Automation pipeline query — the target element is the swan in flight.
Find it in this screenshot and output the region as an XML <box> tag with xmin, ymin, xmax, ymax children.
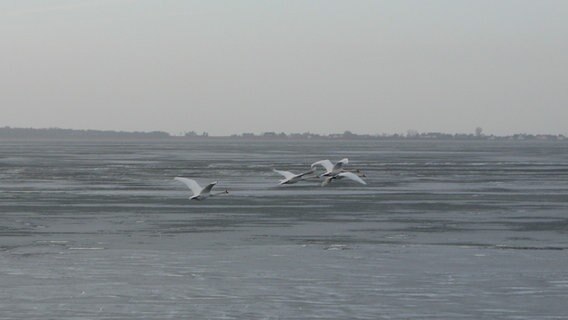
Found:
<box><xmin>311</xmin><ymin>158</ymin><xmax>349</xmax><ymax>177</ymax></box>
<box><xmin>273</xmin><ymin>169</ymin><xmax>316</xmax><ymax>185</ymax></box>
<box><xmin>321</xmin><ymin>170</ymin><xmax>367</xmax><ymax>186</ymax></box>
<box><xmin>312</xmin><ymin>158</ymin><xmax>367</xmax><ymax>186</ymax></box>
<box><xmin>174</xmin><ymin>177</ymin><xmax>228</xmax><ymax>200</ymax></box>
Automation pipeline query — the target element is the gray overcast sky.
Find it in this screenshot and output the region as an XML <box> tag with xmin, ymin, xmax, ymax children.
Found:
<box><xmin>1</xmin><ymin>0</ymin><xmax>567</xmax><ymax>136</ymax></box>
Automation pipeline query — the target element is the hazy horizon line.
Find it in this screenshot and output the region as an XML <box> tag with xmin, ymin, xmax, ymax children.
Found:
<box><xmin>1</xmin><ymin>125</ymin><xmax>566</xmax><ymax>138</ymax></box>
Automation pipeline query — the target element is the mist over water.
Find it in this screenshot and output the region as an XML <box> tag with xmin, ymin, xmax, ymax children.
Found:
<box><xmin>1</xmin><ymin>139</ymin><xmax>567</xmax><ymax>319</ymax></box>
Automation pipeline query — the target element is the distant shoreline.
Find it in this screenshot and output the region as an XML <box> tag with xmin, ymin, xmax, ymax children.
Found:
<box><xmin>0</xmin><ymin>126</ymin><xmax>566</xmax><ymax>142</ymax></box>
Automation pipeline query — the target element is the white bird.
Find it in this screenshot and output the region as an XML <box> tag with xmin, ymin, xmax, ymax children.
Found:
<box><xmin>273</xmin><ymin>169</ymin><xmax>316</xmax><ymax>185</ymax></box>
<box><xmin>174</xmin><ymin>177</ymin><xmax>228</xmax><ymax>200</ymax></box>
<box><xmin>311</xmin><ymin>158</ymin><xmax>349</xmax><ymax>177</ymax></box>
<box><xmin>312</xmin><ymin>158</ymin><xmax>367</xmax><ymax>186</ymax></box>
<box><xmin>321</xmin><ymin>170</ymin><xmax>367</xmax><ymax>187</ymax></box>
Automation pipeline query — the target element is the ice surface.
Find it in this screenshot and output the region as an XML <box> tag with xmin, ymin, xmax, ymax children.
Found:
<box><xmin>1</xmin><ymin>139</ymin><xmax>567</xmax><ymax>319</ymax></box>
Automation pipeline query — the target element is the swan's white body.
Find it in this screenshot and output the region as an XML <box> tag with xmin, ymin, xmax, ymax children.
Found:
<box><xmin>311</xmin><ymin>158</ymin><xmax>349</xmax><ymax>177</ymax></box>
<box><xmin>174</xmin><ymin>177</ymin><xmax>228</xmax><ymax>200</ymax></box>
<box><xmin>273</xmin><ymin>169</ymin><xmax>315</xmax><ymax>185</ymax></box>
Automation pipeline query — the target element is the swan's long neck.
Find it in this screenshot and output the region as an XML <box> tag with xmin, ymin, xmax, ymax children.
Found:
<box><xmin>340</xmin><ymin>169</ymin><xmax>366</xmax><ymax>177</ymax></box>
<box><xmin>211</xmin><ymin>190</ymin><xmax>229</xmax><ymax>196</ymax></box>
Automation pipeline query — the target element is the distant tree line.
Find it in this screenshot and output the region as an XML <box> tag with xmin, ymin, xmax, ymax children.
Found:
<box><xmin>0</xmin><ymin>127</ymin><xmax>170</xmax><ymax>139</ymax></box>
<box><xmin>225</xmin><ymin>130</ymin><xmax>566</xmax><ymax>141</ymax></box>
<box><xmin>1</xmin><ymin>126</ymin><xmax>566</xmax><ymax>141</ymax></box>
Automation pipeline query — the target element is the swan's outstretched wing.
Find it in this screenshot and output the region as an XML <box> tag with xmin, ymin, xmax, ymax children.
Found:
<box><xmin>332</xmin><ymin>158</ymin><xmax>349</xmax><ymax>172</ymax></box>
<box><xmin>200</xmin><ymin>181</ymin><xmax>218</xmax><ymax>195</ymax></box>
<box><xmin>296</xmin><ymin>169</ymin><xmax>316</xmax><ymax>178</ymax></box>
<box><xmin>174</xmin><ymin>177</ymin><xmax>202</xmax><ymax>194</ymax></box>
<box><xmin>338</xmin><ymin>172</ymin><xmax>367</xmax><ymax>185</ymax></box>
<box><xmin>311</xmin><ymin>160</ymin><xmax>333</xmax><ymax>172</ymax></box>
<box><xmin>273</xmin><ymin>169</ymin><xmax>296</xmax><ymax>180</ymax></box>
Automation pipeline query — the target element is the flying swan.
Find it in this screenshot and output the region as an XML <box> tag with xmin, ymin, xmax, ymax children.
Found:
<box><xmin>311</xmin><ymin>158</ymin><xmax>367</xmax><ymax>186</ymax></box>
<box><xmin>321</xmin><ymin>171</ymin><xmax>367</xmax><ymax>186</ymax></box>
<box><xmin>174</xmin><ymin>177</ymin><xmax>228</xmax><ymax>200</ymax></box>
<box><xmin>311</xmin><ymin>158</ymin><xmax>349</xmax><ymax>177</ymax></box>
<box><xmin>273</xmin><ymin>169</ymin><xmax>316</xmax><ymax>185</ymax></box>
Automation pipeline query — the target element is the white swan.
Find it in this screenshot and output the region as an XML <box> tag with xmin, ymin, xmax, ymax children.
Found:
<box><xmin>273</xmin><ymin>169</ymin><xmax>316</xmax><ymax>185</ymax></box>
<box><xmin>321</xmin><ymin>170</ymin><xmax>367</xmax><ymax>186</ymax></box>
<box><xmin>311</xmin><ymin>158</ymin><xmax>349</xmax><ymax>177</ymax></box>
<box><xmin>312</xmin><ymin>158</ymin><xmax>367</xmax><ymax>186</ymax></box>
<box><xmin>174</xmin><ymin>177</ymin><xmax>228</xmax><ymax>200</ymax></box>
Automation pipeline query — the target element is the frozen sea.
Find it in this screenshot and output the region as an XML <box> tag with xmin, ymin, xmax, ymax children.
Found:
<box><xmin>1</xmin><ymin>139</ymin><xmax>567</xmax><ymax>319</ymax></box>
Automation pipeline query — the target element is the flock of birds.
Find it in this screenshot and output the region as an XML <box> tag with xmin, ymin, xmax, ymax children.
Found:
<box><xmin>174</xmin><ymin>158</ymin><xmax>367</xmax><ymax>200</ymax></box>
